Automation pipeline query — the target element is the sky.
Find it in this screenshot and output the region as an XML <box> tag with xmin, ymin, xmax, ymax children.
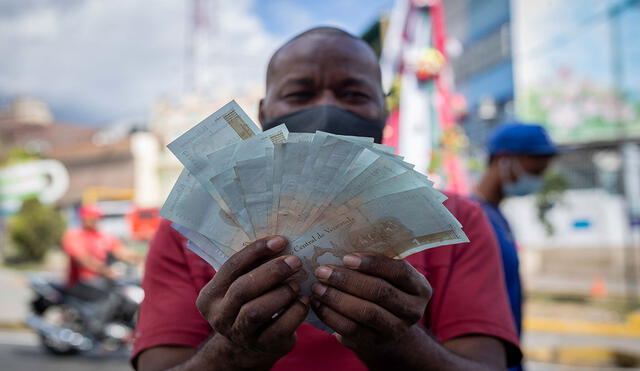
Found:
<box><xmin>0</xmin><ymin>0</ymin><xmax>394</xmax><ymax>126</ymax></box>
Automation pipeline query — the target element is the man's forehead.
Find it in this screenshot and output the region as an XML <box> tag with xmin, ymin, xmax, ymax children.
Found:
<box><xmin>267</xmin><ymin>34</ymin><xmax>380</xmax><ymax>86</ymax></box>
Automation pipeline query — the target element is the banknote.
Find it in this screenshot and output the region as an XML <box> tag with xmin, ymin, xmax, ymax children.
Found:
<box><xmin>204</xmin><ymin>125</ymin><xmax>289</xmax><ymax>239</ymax></box>
<box><xmin>167</xmin><ymin>100</ymin><xmax>261</xmax><ymax>174</ymax></box>
<box><xmin>160</xmin><ymin>169</ymin><xmax>249</xmax><ymax>258</ymax></box>
<box><xmin>272</xmin><ymin>141</ymin><xmax>313</xmax><ymax>237</ymax></box>
<box><xmin>298</xmin><ymin>136</ymin><xmax>410</xmax><ymax>233</ymax></box>
<box><xmin>172</xmin><ymin>223</ymin><xmax>228</xmax><ymax>271</ymax></box>
<box><xmin>291</xmin><ymin>135</ymin><xmax>360</xmax><ymax>235</ymax></box>
<box><xmin>160</xmin><ymin>100</ymin><xmax>469</xmax><ymax>332</ymax></box>
<box><xmin>287</xmin><ymin>187</ymin><xmax>468</xmax><ymax>296</ymax></box>
<box><xmin>235</xmin><ymin>154</ymin><xmax>275</xmax><ymax>238</ymax></box>
<box><xmin>271</xmin><ymin>133</ymin><xmax>315</xmax><ymax>236</ymax></box>
<box><xmin>161</xmin><ymin>101</ymin><xmax>261</xmax><ymax>255</ymax></box>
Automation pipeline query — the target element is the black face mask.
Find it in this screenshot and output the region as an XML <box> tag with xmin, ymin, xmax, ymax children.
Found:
<box><xmin>262</xmin><ymin>105</ymin><xmax>386</xmax><ymax>144</ymax></box>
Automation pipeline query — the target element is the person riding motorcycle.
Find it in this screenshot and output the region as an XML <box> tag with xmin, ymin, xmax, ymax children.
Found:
<box><xmin>62</xmin><ymin>204</ymin><xmax>139</xmax><ymax>288</ymax></box>
<box><xmin>61</xmin><ymin>205</ymin><xmax>140</xmax><ymax>333</ymax></box>
<box><xmin>28</xmin><ymin>204</ymin><xmax>144</xmax><ymax>355</ymax></box>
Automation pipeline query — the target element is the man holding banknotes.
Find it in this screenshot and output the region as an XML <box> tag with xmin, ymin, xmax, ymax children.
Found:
<box><xmin>133</xmin><ymin>27</ymin><xmax>521</xmax><ymax>370</ymax></box>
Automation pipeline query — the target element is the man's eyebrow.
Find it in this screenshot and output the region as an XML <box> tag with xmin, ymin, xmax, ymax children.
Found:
<box><xmin>280</xmin><ymin>77</ymin><xmax>315</xmax><ymax>87</ymax></box>
<box><xmin>336</xmin><ymin>77</ymin><xmax>373</xmax><ymax>89</ymax></box>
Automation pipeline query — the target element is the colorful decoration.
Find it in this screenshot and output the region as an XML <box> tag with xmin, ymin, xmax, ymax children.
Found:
<box><xmin>451</xmin><ymin>93</ymin><xmax>468</xmax><ymax>120</ymax></box>
<box><xmin>380</xmin><ymin>0</ymin><xmax>469</xmax><ymax>193</ymax></box>
<box><xmin>411</xmin><ymin>0</ymin><xmax>439</xmax><ymax>8</ymax></box>
<box><xmin>415</xmin><ymin>48</ymin><xmax>445</xmax><ymax>81</ymax></box>
<box><xmin>441</xmin><ymin>126</ymin><xmax>468</xmax><ymax>152</ymax></box>
<box><xmin>385</xmin><ymin>77</ymin><xmax>402</xmax><ymax>112</ymax></box>
<box><xmin>382</xmin><ymin>109</ymin><xmax>400</xmax><ymax>151</ymax></box>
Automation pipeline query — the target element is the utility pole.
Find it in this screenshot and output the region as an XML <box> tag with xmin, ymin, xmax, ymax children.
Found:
<box><xmin>185</xmin><ymin>0</ymin><xmax>218</xmax><ymax>95</ymax></box>
<box><xmin>623</xmin><ymin>143</ymin><xmax>640</xmax><ymax>309</ymax></box>
<box><xmin>609</xmin><ymin>1</ymin><xmax>640</xmax><ymax>309</ymax></box>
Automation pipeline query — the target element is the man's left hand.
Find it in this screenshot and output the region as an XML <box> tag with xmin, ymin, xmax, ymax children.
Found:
<box><xmin>311</xmin><ymin>253</ymin><xmax>432</xmax><ymax>354</ymax></box>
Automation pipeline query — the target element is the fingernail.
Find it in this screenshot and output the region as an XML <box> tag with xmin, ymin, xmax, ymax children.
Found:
<box><xmin>266</xmin><ymin>236</ymin><xmax>286</xmax><ymax>251</ymax></box>
<box><xmin>299</xmin><ymin>296</ymin><xmax>310</xmax><ymax>305</ymax></box>
<box><xmin>284</xmin><ymin>255</ymin><xmax>302</xmax><ymax>269</ymax></box>
<box><xmin>312</xmin><ymin>283</ymin><xmax>327</xmax><ymax>296</ymax></box>
<box><xmin>333</xmin><ymin>333</ymin><xmax>343</xmax><ymax>343</ymax></box>
<box><xmin>343</xmin><ymin>254</ymin><xmax>361</xmax><ymax>269</ymax></box>
<box><xmin>288</xmin><ymin>280</ymin><xmax>300</xmax><ymax>292</ymax></box>
<box><xmin>315</xmin><ymin>266</ymin><xmax>332</xmax><ymax>280</ymax></box>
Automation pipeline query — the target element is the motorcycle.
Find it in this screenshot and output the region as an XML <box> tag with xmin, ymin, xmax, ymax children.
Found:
<box><xmin>26</xmin><ymin>261</ymin><xmax>144</xmax><ymax>355</ymax></box>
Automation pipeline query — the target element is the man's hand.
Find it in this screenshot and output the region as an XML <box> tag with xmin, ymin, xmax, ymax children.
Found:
<box><xmin>195</xmin><ymin>236</ymin><xmax>309</xmax><ymax>370</ymax></box>
<box><xmin>311</xmin><ymin>253</ymin><xmax>431</xmax><ymax>359</ymax></box>
<box><xmin>101</xmin><ymin>266</ymin><xmax>121</xmax><ymax>280</ymax></box>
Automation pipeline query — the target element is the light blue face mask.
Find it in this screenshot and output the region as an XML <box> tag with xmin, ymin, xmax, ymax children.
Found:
<box><xmin>500</xmin><ymin>158</ymin><xmax>544</xmax><ymax>196</ymax></box>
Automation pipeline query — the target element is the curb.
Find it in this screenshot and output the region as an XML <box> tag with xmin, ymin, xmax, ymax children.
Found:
<box><xmin>524</xmin><ymin>311</ymin><xmax>640</xmax><ymax>338</ymax></box>
<box><xmin>526</xmin><ymin>346</ymin><xmax>640</xmax><ymax>368</ymax></box>
<box><xmin>0</xmin><ymin>320</ymin><xmax>28</xmax><ymax>331</ymax></box>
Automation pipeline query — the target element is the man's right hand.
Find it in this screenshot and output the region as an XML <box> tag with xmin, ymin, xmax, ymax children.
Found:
<box><xmin>101</xmin><ymin>266</ymin><xmax>120</xmax><ymax>280</ymax></box>
<box><xmin>195</xmin><ymin>236</ymin><xmax>309</xmax><ymax>370</ymax></box>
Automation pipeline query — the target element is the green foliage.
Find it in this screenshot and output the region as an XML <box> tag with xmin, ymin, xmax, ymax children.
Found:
<box><xmin>7</xmin><ymin>198</ymin><xmax>66</xmax><ymax>263</ymax></box>
<box><xmin>0</xmin><ymin>147</ymin><xmax>41</xmax><ymax>167</ymax></box>
<box><xmin>385</xmin><ymin>77</ymin><xmax>402</xmax><ymax>112</ymax></box>
<box><xmin>535</xmin><ymin>172</ymin><xmax>569</xmax><ymax>235</ymax></box>
<box><xmin>520</xmin><ymin>90</ymin><xmax>548</xmax><ymax>124</ymax></box>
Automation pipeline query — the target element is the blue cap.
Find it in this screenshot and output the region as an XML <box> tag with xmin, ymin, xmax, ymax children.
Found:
<box><xmin>487</xmin><ymin>121</ymin><xmax>557</xmax><ymax>156</ymax></box>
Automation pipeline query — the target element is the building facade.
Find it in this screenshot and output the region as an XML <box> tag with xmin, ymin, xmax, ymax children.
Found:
<box><xmin>443</xmin><ymin>0</ymin><xmax>514</xmax><ymax>152</ymax></box>
<box><xmin>442</xmin><ymin>0</ymin><xmax>640</xmax><ymax>299</ymax></box>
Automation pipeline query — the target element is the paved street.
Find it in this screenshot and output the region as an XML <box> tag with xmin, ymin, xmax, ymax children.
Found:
<box><xmin>524</xmin><ymin>330</ymin><xmax>640</xmax><ymax>370</ymax></box>
<box><xmin>0</xmin><ymin>330</ymin><xmax>129</xmax><ymax>371</ymax></box>
<box><xmin>1</xmin><ymin>262</ymin><xmax>639</xmax><ymax>370</ymax></box>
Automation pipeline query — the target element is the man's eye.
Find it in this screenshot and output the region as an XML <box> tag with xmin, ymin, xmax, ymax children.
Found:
<box><xmin>284</xmin><ymin>92</ymin><xmax>314</xmax><ymax>100</ymax></box>
<box><xmin>341</xmin><ymin>91</ymin><xmax>369</xmax><ymax>101</ymax></box>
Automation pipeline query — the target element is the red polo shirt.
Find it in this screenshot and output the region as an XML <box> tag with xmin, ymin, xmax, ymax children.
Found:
<box><xmin>132</xmin><ymin>193</ymin><xmax>521</xmax><ymax>369</ymax></box>
<box><xmin>62</xmin><ymin>227</ymin><xmax>122</xmax><ymax>286</ymax></box>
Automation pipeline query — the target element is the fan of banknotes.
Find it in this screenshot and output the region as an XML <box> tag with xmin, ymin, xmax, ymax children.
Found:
<box><xmin>160</xmin><ymin>101</ymin><xmax>468</xmax><ymax>313</ymax></box>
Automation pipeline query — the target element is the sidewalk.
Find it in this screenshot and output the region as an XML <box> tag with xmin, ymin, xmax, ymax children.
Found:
<box><xmin>0</xmin><ymin>252</ymin><xmax>66</xmax><ymax>328</ymax></box>
<box><xmin>0</xmin><ymin>266</ymin><xmax>30</xmax><ymax>328</ymax></box>
<box><xmin>523</xmin><ymin>298</ymin><xmax>640</xmax><ymax>368</ymax></box>
<box><xmin>524</xmin><ymin>331</ymin><xmax>640</xmax><ymax>369</ymax></box>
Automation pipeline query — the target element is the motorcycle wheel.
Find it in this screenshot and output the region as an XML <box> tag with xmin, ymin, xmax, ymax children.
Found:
<box><xmin>40</xmin><ymin>333</ymin><xmax>79</xmax><ymax>355</ymax></box>
<box><xmin>38</xmin><ymin>306</ymin><xmax>83</xmax><ymax>355</ymax></box>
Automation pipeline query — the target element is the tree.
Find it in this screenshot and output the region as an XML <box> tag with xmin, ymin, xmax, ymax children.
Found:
<box><xmin>535</xmin><ymin>172</ymin><xmax>568</xmax><ymax>235</ymax></box>
<box><xmin>7</xmin><ymin>198</ymin><xmax>66</xmax><ymax>263</ymax></box>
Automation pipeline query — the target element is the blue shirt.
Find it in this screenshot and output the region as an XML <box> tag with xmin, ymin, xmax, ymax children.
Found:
<box><xmin>473</xmin><ymin>197</ymin><xmax>523</xmax><ymax>336</ymax></box>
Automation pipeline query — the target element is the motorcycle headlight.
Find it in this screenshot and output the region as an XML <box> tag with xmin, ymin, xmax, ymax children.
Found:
<box><xmin>122</xmin><ymin>285</ymin><xmax>145</xmax><ymax>304</ymax></box>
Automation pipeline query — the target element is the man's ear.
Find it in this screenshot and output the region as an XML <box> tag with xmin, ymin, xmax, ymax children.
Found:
<box><xmin>496</xmin><ymin>155</ymin><xmax>517</xmax><ymax>182</ymax></box>
<box><xmin>489</xmin><ymin>154</ymin><xmax>505</xmax><ymax>175</ymax></box>
<box><xmin>258</xmin><ymin>98</ymin><xmax>266</xmax><ymax>127</ymax></box>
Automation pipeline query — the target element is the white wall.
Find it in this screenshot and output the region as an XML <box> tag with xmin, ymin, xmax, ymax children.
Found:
<box><xmin>130</xmin><ymin>132</ymin><xmax>162</xmax><ymax>207</ymax></box>
<box><xmin>502</xmin><ymin>189</ymin><xmax>630</xmax><ymax>249</ymax></box>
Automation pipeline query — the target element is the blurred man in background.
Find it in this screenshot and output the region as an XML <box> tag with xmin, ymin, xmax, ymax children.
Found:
<box><xmin>473</xmin><ymin>122</ymin><xmax>557</xmax><ymax>369</ymax></box>
<box><xmin>62</xmin><ymin>204</ymin><xmax>138</xmax><ymax>288</ymax></box>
